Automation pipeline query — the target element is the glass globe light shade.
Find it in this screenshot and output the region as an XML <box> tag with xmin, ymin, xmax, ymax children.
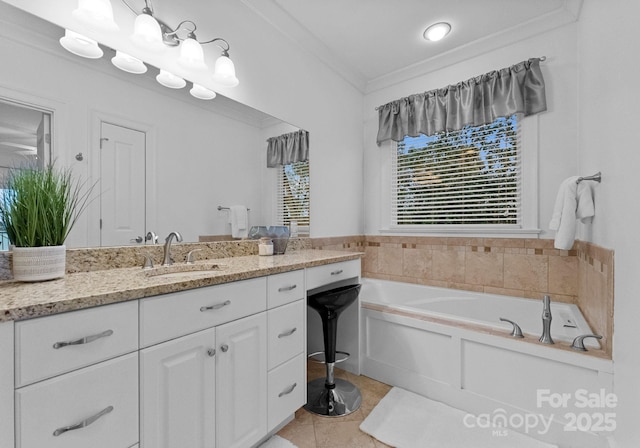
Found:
<box><xmin>178</xmin><ymin>37</ymin><xmax>208</xmax><ymax>70</ymax></box>
<box><xmin>156</xmin><ymin>70</ymin><xmax>186</xmax><ymax>89</ymax></box>
<box><xmin>72</xmin><ymin>0</ymin><xmax>119</xmax><ymax>31</ymax></box>
<box><xmin>190</xmin><ymin>83</ymin><xmax>217</xmax><ymax>100</ymax></box>
<box><xmin>59</xmin><ymin>29</ymin><xmax>104</xmax><ymax>59</ymax></box>
<box><xmin>111</xmin><ymin>51</ymin><xmax>147</xmax><ymax>74</ymax></box>
<box><xmin>212</xmin><ymin>54</ymin><xmax>239</xmax><ymax>87</ymax></box>
<box><xmin>131</xmin><ymin>13</ymin><xmax>165</xmax><ymax>52</ymax></box>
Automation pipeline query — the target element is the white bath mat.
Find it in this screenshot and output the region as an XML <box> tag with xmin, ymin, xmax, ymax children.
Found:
<box><xmin>360</xmin><ymin>387</ymin><xmax>557</xmax><ymax>448</ymax></box>
<box><xmin>258</xmin><ymin>435</ymin><xmax>298</xmax><ymax>448</ymax></box>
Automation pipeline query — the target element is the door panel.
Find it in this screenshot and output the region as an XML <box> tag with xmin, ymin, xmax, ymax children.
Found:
<box><xmin>100</xmin><ymin>123</ymin><xmax>145</xmax><ymax>246</ymax></box>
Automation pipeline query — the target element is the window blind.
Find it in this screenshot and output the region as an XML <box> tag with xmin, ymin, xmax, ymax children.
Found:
<box><xmin>277</xmin><ymin>161</ymin><xmax>310</xmax><ymax>226</ymax></box>
<box><xmin>392</xmin><ymin>115</ymin><xmax>521</xmax><ymax>226</ymax></box>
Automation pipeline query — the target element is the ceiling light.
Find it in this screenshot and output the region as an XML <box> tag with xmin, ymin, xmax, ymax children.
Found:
<box><xmin>423</xmin><ymin>22</ymin><xmax>451</xmax><ymax>42</ymax></box>
<box><xmin>72</xmin><ymin>0</ymin><xmax>119</xmax><ymax>31</ymax></box>
<box><xmin>190</xmin><ymin>84</ymin><xmax>217</xmax><ymax>100</ymax></box>
<box><xmin>156</xmin><ymin>69</ymin><xmax>186</xmax><ymax>89</ymax></box>
<box><xmin>111</xmin><ymin>51</ymin><xmax>147</xmax><ymax>74</ymax></box>
<box><xmin>59</xmin><ymin>29</ymin><xmax>104</xmax><ymax>59</ymax></box>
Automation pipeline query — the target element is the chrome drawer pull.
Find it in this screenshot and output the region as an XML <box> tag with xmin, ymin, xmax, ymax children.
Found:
<box><xmin>278</xmin><ymin>328</ymin><xmax>297</xmax><ymax>338</ymax></box>
<box><xmin>53</xmin><ymin>330</ymin><xmax>114</xmax><ymax>349</ymax></box>
<box><xmin>330</xmin><ymin>269</ymin><xmax>343</xmax><ymax>275</ymax></box>
<box><xmin>278</xmin><ymin>383</ymin><xmax>297</xmax><ymax>398</ymax></box>
<box><xmin>53</xmin><ymin>405</ymin><xmax>114</xmax><ymax>436</ymax></box>
<box><xmin>200</xmin><ymin>300</ymin><xmax>231</xmax><ymax>312</ymax></box>
<box><xmin>278</xmin><ymin>284</ymin><xmax>297</xmax><ymax>292</ymax></box>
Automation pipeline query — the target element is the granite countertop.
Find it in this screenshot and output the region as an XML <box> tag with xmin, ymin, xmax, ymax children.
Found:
<box><xmin>0</xmin><ymin>250</ymin><xmax>362</xmax><ymax>323</ymax></box>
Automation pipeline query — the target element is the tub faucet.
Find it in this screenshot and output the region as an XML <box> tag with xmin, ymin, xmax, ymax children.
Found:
<box><xmin>539</xmin><ymin>295</ymin><xmax>554</xmax><ymax>344</ymax></box>
<box><xmin>162</xmin><ymin>231</ymin><xmax>183</xmax><ymax>266</ymax></box>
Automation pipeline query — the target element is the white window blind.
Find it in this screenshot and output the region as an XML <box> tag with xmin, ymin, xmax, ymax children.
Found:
<box><xmin>277</xmin><ymin>160</ymin><xmax>310</xmax><ymax>226</ymax></box>
<box><xmin>392</xmin><ymin>115</ymin><xmax>521</xmax><ymax>226</ymax></box>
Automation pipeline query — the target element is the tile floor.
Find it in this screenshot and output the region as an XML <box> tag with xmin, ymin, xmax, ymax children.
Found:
<box><xmin>277</xmin><ymin>361</ymin><xmax>393</xmax><ymax>448</ymax></box>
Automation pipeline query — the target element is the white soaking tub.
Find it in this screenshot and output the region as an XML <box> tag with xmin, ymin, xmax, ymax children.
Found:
<box><xmin>359</xmin><ymin>278</ymin><xmax>613</xmax><ymax>448</ymax></box>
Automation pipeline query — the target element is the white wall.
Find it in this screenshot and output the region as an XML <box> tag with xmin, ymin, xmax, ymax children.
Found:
<box><xmin>363</xmin><ymin>24</ymin><xmax>580</xmax><ymax>238</ymax></box>
<box><xmin>577</xmin><ymin>1</ymin><xmax>640</xmax><ymax>446</ymax></box>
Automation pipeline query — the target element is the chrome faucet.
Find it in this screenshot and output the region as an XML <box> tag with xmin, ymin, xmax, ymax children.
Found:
<box><xmin>162</xmin><ymin>231</ymin><xmax>183</xmax><ymax>266</ymax></box>
<box><xmin>539</xmin><ymin>295</ymin><xmax>554</xmax><ymax>344</ymax></box>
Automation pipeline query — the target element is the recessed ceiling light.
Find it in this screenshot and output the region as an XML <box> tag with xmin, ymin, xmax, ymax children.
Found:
<box><xmin>423</xmin><ymin>22</ymin><xmax>451</xmax><ymax>42</ymax></box>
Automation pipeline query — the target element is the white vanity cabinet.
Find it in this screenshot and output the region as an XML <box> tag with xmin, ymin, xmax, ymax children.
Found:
<box><xmin>13</xmin><ymin>302</ymin><xmax>140</xmax><ymax>448</ymax></box>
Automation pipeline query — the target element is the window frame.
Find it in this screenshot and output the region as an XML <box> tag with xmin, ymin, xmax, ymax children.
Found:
<box><xmin>379</xmin><ymin>114</ymin><xmax>541</xmax><ymax>237</ymax></box>
<box><xmin>275</xmin><ymin>160</ymin><xmax>310</xmax><ymax>232</ymax></box>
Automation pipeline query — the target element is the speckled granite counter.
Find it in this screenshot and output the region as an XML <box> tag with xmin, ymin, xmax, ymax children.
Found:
<box><xmin>0</xmin><ymin>250</ymin><xmax>362</xmax><ymax>322</ymax></box>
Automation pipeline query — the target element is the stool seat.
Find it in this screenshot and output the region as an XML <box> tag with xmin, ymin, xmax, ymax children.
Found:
<box><xmin>305</xmin><ymin>283</ymin><xmax>362</xmax><ymax>417</ymax></box>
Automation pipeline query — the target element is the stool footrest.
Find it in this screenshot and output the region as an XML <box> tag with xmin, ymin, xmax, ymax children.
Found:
<box><xmin>307</xmin><ymin>350</ymin><xmax>350</xmax><ymax>364</ymax></box>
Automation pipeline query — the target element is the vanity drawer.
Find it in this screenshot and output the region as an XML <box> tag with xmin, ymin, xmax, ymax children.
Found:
<box><xmin>15</xmin><ymin>301</ymin><xmax>138</xmax><ymax>387</ymax></box>
<box><xmin>140</xmin><ymin>277</ymin><xmax>267</xmax><ymax>347</ymax></box>
<box><xmin>306</xmin><ymin>259</ymin><xmax>360</xmax><ymax>291</ymax></box>
<box><xmin>268</xmin><ymin>300</ymin><xmax>305</xmax><ymax>370</ymax></box>
<box><xmin>267</xmin><ymin>270</ymin><xmax>305</xmax><ymax>308</ymax></box>
<box><xmin>267</xmin><ymin>353</ymin><xmax>305</xmax><ymax>432</ymax></box>
<box><xmin>15</xmin><ymin>353</ymin><xmax>138</xmax><ymax>448</ymax></box>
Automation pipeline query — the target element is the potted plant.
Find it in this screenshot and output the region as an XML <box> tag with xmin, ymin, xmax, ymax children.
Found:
<box><xmin>0</xmin><ymin>163</ymin><xmax>93</xmax><ymax>281</ymax></box>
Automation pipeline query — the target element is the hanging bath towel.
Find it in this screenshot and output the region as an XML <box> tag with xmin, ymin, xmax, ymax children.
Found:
<box><xmin>229</xmin><ymin>205</ymin><xmax>248</xmax><ymax>239</ymax></box>
<box><xmin>549</xmin><ymin>177</ymin><xmax>595</xmax><ymax>250</ymax></box>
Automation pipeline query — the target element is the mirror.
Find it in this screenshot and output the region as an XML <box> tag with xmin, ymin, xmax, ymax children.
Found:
<box><xmin>0</xmin><ymin>2</ymin><xmax>304</xmax><ymax>249</ymax></box>
<box><xmin>0</xmin><ymin>100</ymin><xmax>53</xmax><ymax>250</ymax></box>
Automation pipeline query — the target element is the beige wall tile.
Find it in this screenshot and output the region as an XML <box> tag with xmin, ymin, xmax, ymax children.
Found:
<box><xmin>432</xmin><ymin>249</ymin><xmax>465</xmax><ymax>283</ymax></box>
<box><xmin>363</xmin><ymin>246</ymin><xmax>379</xmax><ymax>274</ymax></box>
<box><xmin>503</xmin><ymin>253</ymin><xmax>549</xmax><ymax>292</ymax></box>
<box><xmin>548</xmin><ymin>255</ymin><xmax>578</xmax><ymax>296</ymax></box>
<box><xmin>377</xmin><ymin>245</ymin><xmax>404</xmax><ymax>276</ymax></box>
<box><xmin>403</xmin><ymin>247</ymin><xmax>432</xmax><ymax>279</ymax></box>
<box><xmin>464</xmin><ymin>252</ymin><xmax>504</xmax><ymax>287</ymax></box>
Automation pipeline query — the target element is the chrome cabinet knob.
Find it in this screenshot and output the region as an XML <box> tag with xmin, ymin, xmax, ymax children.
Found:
<box><xmin>207</xmin><ymin>348</ymin><xmax>216</xmax><ymax>357</ymax></box>
<box><xmin>220</xmin><ymin>344</ymin><xmax>229</xmax><ymax>353</ymax></box>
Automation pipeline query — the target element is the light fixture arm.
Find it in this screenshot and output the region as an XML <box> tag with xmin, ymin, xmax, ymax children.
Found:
<box><xmin>199</xmin><ymin>37</ymin><xmax>231</xmax><ymax>55</ymax></box>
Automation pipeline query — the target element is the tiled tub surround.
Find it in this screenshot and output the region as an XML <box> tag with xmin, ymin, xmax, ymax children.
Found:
<box><xmin>311</xmin><ymin>235</ymin><xmax>614</xmax><ymax>357</ymax></box>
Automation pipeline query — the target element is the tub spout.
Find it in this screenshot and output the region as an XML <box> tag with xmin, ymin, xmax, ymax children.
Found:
<box><xmin>539</xmin><ymin>295</ymin><xmax>554</xmax><ymax>344</ymax></box>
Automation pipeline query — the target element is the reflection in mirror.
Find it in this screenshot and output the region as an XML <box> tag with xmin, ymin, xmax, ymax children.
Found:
<box><xmin>0</xmin><ymin>2</ymin><xmax>306</xmax><ymax>249</ymax></box>
<box><xmin>0</xmin><ymin>100</ymin><xmax>53</xmax><ymax>250</ymax></box>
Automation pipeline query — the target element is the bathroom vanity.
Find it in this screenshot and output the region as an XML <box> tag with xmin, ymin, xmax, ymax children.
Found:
<box><xmin>0</xmin><ymin>251</ymin><xmax>362</xmax><ymax>448</ymax></box>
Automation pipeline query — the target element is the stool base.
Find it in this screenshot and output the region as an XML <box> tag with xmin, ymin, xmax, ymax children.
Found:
<box><xmin>304</xmin><ymin>377</ymin><xmax>362</xmax><ymax>417</ymax></box>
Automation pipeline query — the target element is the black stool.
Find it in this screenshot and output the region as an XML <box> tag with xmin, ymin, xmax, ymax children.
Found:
<box><xmin>304</xmin><ymin>284</ymin><xmax>362</xmax><ymax>417</ymax></box>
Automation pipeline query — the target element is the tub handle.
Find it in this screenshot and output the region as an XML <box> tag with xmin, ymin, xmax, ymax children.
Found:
<box><xmin>499</xmin><ymin>317</ymin><xmax>524</xmax><ymax>338</ymax></box>
<box><xmin>571</xmin><ymin>334</ymin><xmax>602</xmax><ymax>351</ymax></box>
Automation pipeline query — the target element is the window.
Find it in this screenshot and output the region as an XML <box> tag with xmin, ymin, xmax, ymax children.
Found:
<box><xmin>277</xmin><ymin>160</ymin><xmax>310</xmax><ymax>227</ymax></box>
<box><xmin>392</xmin><ymin>114</ymin><xmax>521</xmax><ymax>227</ymax></box>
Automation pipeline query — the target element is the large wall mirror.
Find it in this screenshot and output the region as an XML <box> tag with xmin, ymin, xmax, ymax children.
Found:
<box><xmin>0</xmin><ymin>1</ymin><xmax>306</xmax><ymax>250</ymax></box>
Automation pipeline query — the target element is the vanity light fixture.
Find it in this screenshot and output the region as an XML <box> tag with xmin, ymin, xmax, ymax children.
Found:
<box><xmin>156</xmin><ymin>69</ymin><xmax>186</xmax><ymax>89</ymax></box>
<box><xmin>111</xmin><ymin>50</ymin><xmax>147</xmax><ymax>73</ymax></box>
<box><xmin>61</xmin><ymin>0</ymin><xmax>239</xmax><ymax>97</ymax></box>
<box><xmin>190</xmin><ymin>83</ymin><xmax>217</xmax><ymax>100</ymax></box>
<box><xmin>59</xmin><ymin>29</ymin><xmax>104</xmax><ymax>59</ymax></box>
<box><xmin>423</xmin><ymin>22</ymin><xmax>452</xmax><ymax>42</ymax></box>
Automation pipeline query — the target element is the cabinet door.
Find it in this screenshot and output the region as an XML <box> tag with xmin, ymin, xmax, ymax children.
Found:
<box><xmin>216</xmin><ymin>313</ymin><xmax>267</xmax><ymax>448</ymax></box>
<box><xmin>140</xmin><ymin>328</ymin><xmax>216</xmax><ymax>448</ymax></box>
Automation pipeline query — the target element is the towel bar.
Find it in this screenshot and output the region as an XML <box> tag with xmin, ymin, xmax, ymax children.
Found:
<box><xmin>217</xmin><ymin>206</ymin><xmax>251</xmax><ymax>211</ymax></box>
<box><xmin>576</xmin><ymin>172</ymin><xmax>601</xmax><ymax>184</ymax></box>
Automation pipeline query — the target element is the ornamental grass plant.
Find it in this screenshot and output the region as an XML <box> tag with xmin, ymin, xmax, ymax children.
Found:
<box><xmin>0</xmin><ymin>164</ymin><xmax>93</xmax><ymax>247</ymax></box>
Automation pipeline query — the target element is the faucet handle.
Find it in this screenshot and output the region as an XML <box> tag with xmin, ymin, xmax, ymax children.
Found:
<box><xmin>186</xmin><ymin>249</ymin><xmax>202</xmax><ymax>264</ymax></box>
<box><xmin>571</xmin><ymin>334</ymin><xmax>603</xmax><ymax>351</ymax></box>
<box><xmin>142</xmin><ymin>253</ymin><xmax>154</xmax><ymax>270</ymax></box>
<box><xmin>145</xmin><ymin>231</ymin><xmax>158</xmax><ymax>244</ymax></box>
<box><xmin>499</xmin><ymin>317</ymin><xmax>524</xmax><ymax>338</ymax></box>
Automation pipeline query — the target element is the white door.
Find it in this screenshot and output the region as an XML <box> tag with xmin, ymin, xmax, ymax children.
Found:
<box><xmin>99</xmin><ymin>122</ymin><xmax>146</xmax><ymax>246</ymax></box>
<box><xmin>216</xmin><ymin>313</ymin><xmax>267</xmax><ymax>448</ymax></box>
<box><xmin>140</xmin><ymin>328</ymin><xmax>216</xmax><ymax>448</ymax></box>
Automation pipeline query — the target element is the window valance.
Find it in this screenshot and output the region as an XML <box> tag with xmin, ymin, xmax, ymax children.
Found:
<box><xmin>376</xmin><ymin>58</ymin><xmax>547</xmax><ymax>145</ymax></box>
<box><xmin>267</xmin><ymin>129</ymin><xmax>309</xmax><ymax>167</ymax></box>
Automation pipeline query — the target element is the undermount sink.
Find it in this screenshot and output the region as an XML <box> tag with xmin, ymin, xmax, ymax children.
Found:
<box><xmin>143</xmin><ymin>263</ymin><xmax>226</xmax><ymax>279</ymax></box>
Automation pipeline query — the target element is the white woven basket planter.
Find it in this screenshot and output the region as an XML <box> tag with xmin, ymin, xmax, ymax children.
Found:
<box><xmin>12</xmin><ymin>245</ymin><xmax>66</xmax><ymax>282</ymax></box>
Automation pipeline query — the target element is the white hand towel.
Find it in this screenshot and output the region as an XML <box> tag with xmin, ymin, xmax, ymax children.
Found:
<box><xmin>549</xmin><ymin>176</ymin><xmax>596</xmax><ymax>250</ymax></box>
<box><xmin>229</xmin><ymin>205</ymin><xmax>248</xmax><ymax>239</ymax></box>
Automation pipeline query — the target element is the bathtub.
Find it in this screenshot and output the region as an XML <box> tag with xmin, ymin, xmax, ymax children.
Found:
<box><xmin>360</xmin><ymin>279</ymin><xmax>599</xmax><ymax>348</ymax></box>
<box><xmin>359</xmin><ymin>278</ymin><xmax>613</xmax><ymax>448</ymax></box>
